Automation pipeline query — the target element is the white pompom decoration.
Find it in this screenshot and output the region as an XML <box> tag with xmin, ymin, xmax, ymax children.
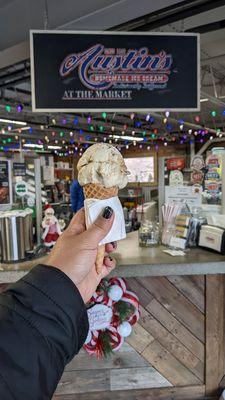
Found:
<box><xmin>84</xmin><ymin>330</ymin><xmax>92</xmax><ymax>344</ymax></box>
<box><xmin>108</xmin><ymin>285</ymin><xmax>123</xmax><ymax>301</ymax></box>
<box><xmin>117</xmin><ymin>322</ymin><xmax>132</xmax><ymax>337</ymax></box>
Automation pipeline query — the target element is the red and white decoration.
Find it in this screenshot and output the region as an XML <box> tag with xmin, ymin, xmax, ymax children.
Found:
<box><xmin>42</xmin><ymin>204</ymin><xmax>65</xmax><ymax>247</ymax></box>
<box><xmin>84</xmin><ymin>277</ymin><xmax>140</xmax><ymax>357</ymax></box>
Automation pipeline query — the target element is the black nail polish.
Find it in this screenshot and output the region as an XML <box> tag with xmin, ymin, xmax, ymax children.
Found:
<box><xmin>102</xmin><ymin>206</ymin><xmax>113</xmax><ymax>219</ymax></box>
<box><xmin>109</xmin><ymin>256</ymin><xmax>113</xmax><ymax>261</ymax></box>
<box><xmin>111</xmin><ymin>241</ymin><xmax>116</xmax><ymax>248</ymax></box>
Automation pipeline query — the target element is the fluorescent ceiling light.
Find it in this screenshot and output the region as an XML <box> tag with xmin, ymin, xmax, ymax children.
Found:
<box><xmin>110</xmin><ymin>134</ymin><xmax>143</xmax><ymax>142</ymax></box>
<box><xmin>0</xmin><ymin>118</ymin><xmax>27</xmax><ymax>126</ymax></box>
<box><xmin>200</xmin><ymin>98</ymin><xmax>209</xmax><ymax>102</ymax></box>
<box><xmin>23</xmin><ymin>143</ymin><xmax>43</xmax><ymax>149</ymax></box>
<box><xmin>47</xmin><ymin>145</ymin><xmax>62</xmax><ymax>150</ymax></box>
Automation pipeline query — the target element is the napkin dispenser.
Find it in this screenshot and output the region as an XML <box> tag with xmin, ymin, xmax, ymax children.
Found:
<box><xmin>198</xmin><ymin>225</ymin><xmax>225</xmax><ymax>254</ymax></box>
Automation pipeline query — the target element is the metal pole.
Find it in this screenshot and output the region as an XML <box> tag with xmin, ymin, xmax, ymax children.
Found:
<box><xmin>158</xmin><ymin>157</ymin><xmax>165</xmax><ymax>227</ymax></box>
<box><xmin>221</xmin><ymin>154</ymin><xmax>225</xmax><ymax>215</ymax></box>
<box><xmin>34</xmin><ymin>158</ymin><xmax>42</xmax><ymax>245</ymax></box>
<box><xmin>210</xmin><ymin>66</ymin><xmax>218</xmax><ymax>98</ymax></box>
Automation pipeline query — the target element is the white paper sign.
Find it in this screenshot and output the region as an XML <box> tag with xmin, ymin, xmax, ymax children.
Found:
<box><xmin>165</xmin><ymin>186</ymin><xmax>202</xmax><ymax>206</ymax></box>
<box><xmin>84</xmin><ymin>196</ymin><xmax>126</xmax><ymax>245</ymax></box>
<box><xmin>87</xmin><ymin>304</ymin><xmax>113</xmax><ymax>330</ymax></box>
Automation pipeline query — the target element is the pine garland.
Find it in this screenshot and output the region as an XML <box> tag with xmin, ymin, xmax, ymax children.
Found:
<box><xmin>98</xmin><ymin>332</ymin><xmax>113</xmax><ymax>357</ymax></box>
<box><xmin>114</xmin><ymin>301</ymin><xmax>135</xmax><ymax>323</ymax></box>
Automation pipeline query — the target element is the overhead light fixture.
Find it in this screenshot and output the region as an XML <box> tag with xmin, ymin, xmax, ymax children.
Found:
<box><xmin>110</xmin><ymin>134</ymin><xmax>143</xmax><ymax>142</ymax></box>
<box><xmin>47</xmin><ymin>145</ymin><xmax>62</xmax><ymax>150</ymax></box>
<box><xmin>23</xmin><ymin>143</ymin><xmax>43</xmax><ymax>149</ymax></box>
<box><xmin>0</xmin><ymin>118</ymin><xmax>27</xmax><ymax>126</ymax></box>
<box><xmin>200</xmin><ymin>98</ymin><xmax>209</xmax><ymax>102</ymax></box>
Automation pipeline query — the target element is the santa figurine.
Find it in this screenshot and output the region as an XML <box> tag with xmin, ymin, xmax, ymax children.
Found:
<box><xmin>42</xmin><ymin>204</ymin><xmax>64</xmax><ymax>247</ymax></box>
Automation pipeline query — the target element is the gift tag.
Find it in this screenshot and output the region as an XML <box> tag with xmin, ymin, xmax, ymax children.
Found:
<box><xmin>87</xmin><ymin>304</ymin><xmax>113</xmax><ymax>330</ymax></box>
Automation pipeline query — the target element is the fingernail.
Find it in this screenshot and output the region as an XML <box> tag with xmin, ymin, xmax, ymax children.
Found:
<box><xmin>109</xmin><ymin>256</ymin><xmax>114</xmax><ymax>261</ymax></box>
<box><xmin>102</xmin><ymin>206</ymin><xmax>113</xmax><ymax>219</ymax></box>
<box><xmin>111</xmin><ymin>241</ymin><xmax>116</xmax><ymax>248</ymax></box>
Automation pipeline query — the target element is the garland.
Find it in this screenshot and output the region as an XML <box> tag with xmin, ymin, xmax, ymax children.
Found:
<box><xmin>84</xmin><ymin>277</ymin><xmax>140</xmax><ymax>357</ymax></box>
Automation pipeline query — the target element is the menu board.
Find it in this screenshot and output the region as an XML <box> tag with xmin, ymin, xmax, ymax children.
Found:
<box><xmin>124</xmin><ymin>157</ymin><xmax>155</xmax><ymax>183</ymax></box>
<box><xmin>0</xmin><ymin>161</ymin><xmax>10</xmax><ymax>204</ymax></box>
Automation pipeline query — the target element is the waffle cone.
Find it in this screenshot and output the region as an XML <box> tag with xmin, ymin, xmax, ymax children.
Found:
<box><xmin>83</xmin><ymin>183</ymin><xmax>118</xmax><ymax>200</ymax></box>
<box><xmin>83</xmin><ymin>183</ymin><xmax>118</xmax><ymax>274</ymax></box>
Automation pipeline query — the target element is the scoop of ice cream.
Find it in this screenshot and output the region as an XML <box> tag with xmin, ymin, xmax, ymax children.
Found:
<box><xmin>77</xmin><ymin>143</ymin><xmax>128</xmax><ymax>189</ymax></box>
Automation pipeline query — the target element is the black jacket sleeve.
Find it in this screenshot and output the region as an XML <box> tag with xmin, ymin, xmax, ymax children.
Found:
<box><xmin>0</xmin><ymin>264</ymin><xmax>89</xmax><ymax>400</ymax></box>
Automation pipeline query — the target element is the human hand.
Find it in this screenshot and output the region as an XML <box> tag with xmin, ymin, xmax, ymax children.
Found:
<box><xmin>46</xmin><ymin>207</ymin><xmax>116</xmax><ymax>303</ymax></box>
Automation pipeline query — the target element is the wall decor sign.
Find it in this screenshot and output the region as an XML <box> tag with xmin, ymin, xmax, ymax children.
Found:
<box><xmin>191</xmin><ymin>155</ymin><xmax>205</xmax><ymax>171</ymax></box>
<box><xmin>191</xmin><ymin>170</ymin><xmax>204</xmax><ymax>184</ymax></box>
<box><xmin>30</xmin><ymin>30</ymin><xmax>200</xmax><ymax>112</ymax></box>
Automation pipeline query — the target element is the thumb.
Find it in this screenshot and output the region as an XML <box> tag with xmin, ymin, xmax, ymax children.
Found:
<box><xmin>85</xmin><ymin>206</ymin><xmax>114</xmax><ymax>246</ymax></box>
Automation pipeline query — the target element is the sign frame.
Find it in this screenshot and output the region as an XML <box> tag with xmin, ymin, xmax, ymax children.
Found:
<box><xmin>30</xmin><ymin>30</ymin><xmax>200</xmax><ymax>113</ymax></box>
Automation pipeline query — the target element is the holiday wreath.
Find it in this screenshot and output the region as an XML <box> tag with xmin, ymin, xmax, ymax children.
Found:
<box><xmin>84</xmin><ymin>277</ymin><xmax>140</xmax><ymax>357</ymax></box>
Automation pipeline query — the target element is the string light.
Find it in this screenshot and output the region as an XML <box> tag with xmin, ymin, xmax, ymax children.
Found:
<box><xmin>52</xmin><ymin>131</ymin><xmax>56</xmax><ymax>136</ymax></box>
<box><xmin>188</xmin><ymin>129</ymin><xmax>192</xmax><ymax>134</ymax></box>
<box><xmin>163</xmin><ymin>118</ymin><xmax>167</xmax><ymax>124</ymax></box>
<box><xmin>8</xmin><ymin>125</ymin><xmax>12</xmax><ymax>131</ymax></box>
<box><xmin>146</xmin><ymin>114</ymin><xmax>150</xmax><ymax>122</ymax></box>
<box><xmin>102</xmin><ymin>112</ymin><xmax>107</xmax><ymax>119</ymax></box>
<box><xmin>147</xmin><ymin>146</ymin><xmax>151</xmax><ymax>150</ymax></box>
<box><xmin>62</xmin><ymin>118</ymin><xmax>67</xmax><ymax>125</ymax></box>
<box><xmin>211</xmin><ymin>110</ymin><xmax>217</xmax><ymax>117</ymax></box>
<box><xmin>73</xmin><ymin>117</ymin><xmax>78</xmax><ymax>125</ymax></box>
<box><xmin>111</xmin><ymin>126</ymin><xmax>115</xmax><ymax>132</ymax></box>
<box><xmin>130</xmin><ymin>113</ymin><xmax>135</xmax><ymax>120</ymax></box>
<box><xmin>70</xmin><ymin>131</ymin><xmax>73</xmax><ymax>137</ymax></box>
<box><xmin>179</xmin><ymin>124</ymin><xmax>184</xmax><ymax>130</ymax></box>
<box><xmin>17</xmin><ymin>104</ymin><xmax>23</xmax><ymax>112</ymax></box>
<box><xmin>99</xmin><ymin>126</ymin><xmax>104</xmax><ymax>132</ymax></box>
<box><xmin>133</xmin><ymin>141</ymin><xmax>136</xmax><ymax>146</ymax></box>
<box><xmin>195</xmin><ymin>116</ymin><xmax>200</xmax><ymax>122</ymax></box>
<box><xmin>165</xmin><ymin>110</ymin><xmax>170</xmax><ymax>118</ymax></box>
<box><xmin>132</xmin><ymin>130</ymin><xmax>135</xmax><ymax>135</ymax></box>
<box><xmin>87</xmin><ymin>115</ymin><xmax>92</xmax><ymax>124</ymax></box>
<box><xmin>5</xmin><ymin>105</ymin><xmax>11</xmax><ymax>112</ymax></box>
<box><xmin>139</xmin><ymin>144</ymin><xmax>143</xmax><ymax>149</ymax></box>
<box><xmin>126</xmin><ymin>144</ymin><xmax>129</xmax><ymax>149</ymax></box>
<box><xmin>210</xmin><ymin>136</ymin><xmax>213</xmax><ymax>140</ymax></box>
<box><xmin>15</xmin><ymin>135</ymin><xmax>18</xmax><ymax>140</ymax></box>
<box><xmin>164</xmin><ymin>142</ymin><xmax>168</xmax><ymax>146</ymax></box>
<box><xmin>60</xmin><ymin>131</ymin><xmax>64</xmax><ymax>137</ymax></box>
<box><xmin>52</xmin><ymin>118</ymin><xmax>56</xmax><ymax>125</ymax></box>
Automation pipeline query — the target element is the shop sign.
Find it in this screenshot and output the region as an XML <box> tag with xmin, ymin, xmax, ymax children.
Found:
<box><xmin>0</xmin><ymin>161</ymin><xmax>10</xmax><ymax>204</ymax></box>
<box><xmin>27</xmin><ymin>196</ymin><xmax>35</xmax><ymax>207</ymax></box>
<box><xmin>169</xmin><ymin>170</ymin><xmax>183</xmax><ymax>186</ymax></box>
<box><xmin>30</xmin><ymin>30</ymin><xmax>200</xmax><ymax>112</ymax></box>
<box><xmin>15</xmin><ymin>181</ymin><xmax>28</xmax><ymax>197</ymax></box>
<box><xmin>191</xmin><ymin>170</ymin><xmax>204</xmax><ymax>184</ymax></box>
<box><xmin>191</xmin><ymin>155</ymin><xmax>205</xmax><ymax>170</ymax></box>
<box><xmin>192</xmin><ymin>184</ymin><xmax>203</xmax><ymax>195</ymax></box>
<box><xmin>13</xmin><ymin>162</ymin><xmax>26</xmax><ymax>177</ymax></box>
<box><xmin>166</xmin><ymin>158</ymin><xmax>185</xmax><ymax>171</ymax></box>
<box><xmin>205</xmin><ymin>181</ymin><xmax>220</xmax><ymax>196</ymax></box>
<box><xmin>206</xmin><ymin>154</ymin><xmax>220</xmax><ymax>169</ymax></box>
<box><xmin>165</xmin><ymin>186</ymin><xmax>202</xmax><ymax>206</ymax></box>
<box><xmin>205</xmin><ymin>171</ymin><xmax>220</xmax><ymax>181</ymax></box>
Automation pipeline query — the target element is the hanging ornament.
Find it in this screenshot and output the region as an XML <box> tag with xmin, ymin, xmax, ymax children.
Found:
<box><xmin>117</xmin><ymin>321</ymin><xmax>132</xmax><ymax>337</ymax></box>
<box><xmin>108</xmin><ymin>285</ymin><xmax>123</xmax><ymax>301</ymax></box>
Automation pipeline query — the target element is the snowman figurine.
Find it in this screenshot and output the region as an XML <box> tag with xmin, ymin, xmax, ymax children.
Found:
<box><xmin>42</xmin><ymin>205</ymin><xmax>65</xmax><ymax>247</ymax></box>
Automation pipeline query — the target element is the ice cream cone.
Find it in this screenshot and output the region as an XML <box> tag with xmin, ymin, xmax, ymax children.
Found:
<box><xmin>83</xmin><ymin>183</ymin><xmax>118</xmax><ymax>274</ymax></box>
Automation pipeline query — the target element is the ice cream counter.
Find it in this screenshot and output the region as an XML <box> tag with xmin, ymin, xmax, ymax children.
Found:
<box><xmin>1</xmin><ymin>231</ymin><xmax>225</xmax><ymax>398</ymax></box>
<box><xmin>0</xmin><ymin>231</ymin><xmax>225</xmax><ymax>282</ymax></box>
